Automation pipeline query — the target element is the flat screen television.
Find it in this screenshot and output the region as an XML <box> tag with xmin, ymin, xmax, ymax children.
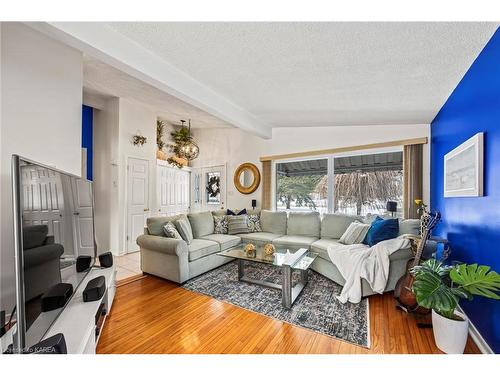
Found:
<box><xmin>11</xmin><ymin>155</ymin><xmax>96</xmax><ymax>353</ymax></box>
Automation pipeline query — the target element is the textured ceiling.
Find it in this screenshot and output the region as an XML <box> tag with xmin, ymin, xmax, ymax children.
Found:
<box><xmin>83</xmin><ymin>56</ymin><xmax>233</xmax><ymax>129</ymax></box>
<box><xmin>106</xmin><ymin>22</ymin><xmax>498</xmax><ymax>127</ymax></box>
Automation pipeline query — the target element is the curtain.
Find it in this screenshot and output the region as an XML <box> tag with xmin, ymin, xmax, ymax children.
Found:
<box><xmin>261</xmin><ymin>160</ymin><xmax>272</xmax><ymax>210</ymax></box>
<box><xmin>403</xmin><ymin>144</ymin><xmax>423</xmax><ymax>219</ymax></box>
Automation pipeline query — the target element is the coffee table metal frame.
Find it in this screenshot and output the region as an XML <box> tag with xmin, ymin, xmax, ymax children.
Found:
<box><xmin>218</xmin><ymin>246</ymin><xmax>318</xmax><ymax>308</ymax></box>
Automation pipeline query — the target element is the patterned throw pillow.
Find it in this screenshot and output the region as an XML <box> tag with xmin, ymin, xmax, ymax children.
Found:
<box><xmin>214</xmin><ymin>215</ymin><xmax>228</xmax><ymax>234</ymax></box>
<box><xmin>227</xmin><ymin>215</ymin><xmax>250</xmax><ymax>235</ymax></box>
<box><xmin>339</xmin><ymin>221</ymin><xmax>371</xmax><ymax>245</ymax></box>
<box><xmin>247</xmin><ymin>214</ymin><xmax>262</xmax><ymax>233</ymax></box>
<box><xmin>163</xmin><ymin>221</ymin><xmax>183</xmax><ymax>239</ymax></box>
<box><xmin>175</xmin><ymin>218</ymin><xmax>194</xmax><ymax>244</ymax></box>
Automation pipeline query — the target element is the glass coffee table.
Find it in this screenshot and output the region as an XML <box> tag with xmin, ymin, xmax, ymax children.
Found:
<box><xmin>218</xmin><ymin>244</ymin><xmax>318</xmax><ymax>308</ymax></box>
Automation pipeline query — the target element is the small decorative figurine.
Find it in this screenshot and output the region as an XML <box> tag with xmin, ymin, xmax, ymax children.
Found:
<box><xmin>264</xmin><ymin>243</ymin><xmax>275</xmax><ymax>256</ymax></box>
<box><xmin>244</xmin><ymin>243</ymin><xmax>256</xmax><ymax>258</ymax></box>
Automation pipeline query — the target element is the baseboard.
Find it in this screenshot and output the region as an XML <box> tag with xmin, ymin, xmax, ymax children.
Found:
<box><xmin>456</xmin><ymin>305</ymin><xmax>494</xmax><ymax>354</ymax></box>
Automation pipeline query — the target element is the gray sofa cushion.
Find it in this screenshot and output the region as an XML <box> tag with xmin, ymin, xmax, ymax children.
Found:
<box><xmin>287</xmin><ymin>212</ymin><xmax>321</xmax><ymax>237</ymax></box>
<box><xmin>147</xmin><ymin>214</ymin><xmax>185</xmax><ymax>236</ymax></box>
<box><xmin>321</xmin><ymin>213</ymin><xmax>361</xmax><ymax>239</ymax></box>
<box><xmin>260</xmin><ymin>210</ymin><xmax>287</xmax><ymax>235</ymax></box>
<box><xmin>311</xmin><ymin>238</ymin><xmax>341</xmax><ymax>261</ymax></box>
<box><xmin>237</xmin><ymin>232</ymin><xmax>283</xmax><ymax>244</ymax></box>
<box><xmin>188</xmin><ymin>239</ymin><xmax>220</xmax><ymax>261</ymax></box>
<box><xmin>201</xmin><ymin>234</ymin><xmax>241</xmax><ymax>251</ymax></box>
<box><xmin>188</xmin><ymin>211</ymin><xmax>215</xmax><ymax>238</ymax></box>
<box><xmin>399</xmin><ymin>219</ymin><xmax>420</xmax><ymax>236</ymax></box>
<box><xmin>272</xmin><ymin>235</ymin><xmax>318</xmax><ymax>249</ymax></box>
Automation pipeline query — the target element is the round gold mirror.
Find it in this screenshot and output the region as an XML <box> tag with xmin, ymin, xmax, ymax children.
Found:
<box><xmin>234</xmin><ymin>163</ymin><xmax>261</xmax><ymax>194</ymax></box>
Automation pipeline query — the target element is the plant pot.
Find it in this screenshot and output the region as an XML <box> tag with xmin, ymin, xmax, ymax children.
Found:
<box><xmin>431</xmin><ymin>309</ymin><xmax>469</xmax><ymax>354</ymax></box>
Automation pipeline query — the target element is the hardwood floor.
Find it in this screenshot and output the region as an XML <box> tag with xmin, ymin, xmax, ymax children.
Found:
<box><xmin>97</xmin><ymin>275</ymin><xmax>480</xmax><ymax>354</ymax></box>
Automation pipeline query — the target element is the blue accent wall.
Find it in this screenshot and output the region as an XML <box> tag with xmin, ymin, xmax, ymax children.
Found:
<box><xmin>82</xmin><ymin>105</ymin><xmax>93</xmax><ymax>181</ymax></box>
<box><xmin>431</xmin><ymin>27</ymin><xmax>500</xmax><ymax>353</ymax></box>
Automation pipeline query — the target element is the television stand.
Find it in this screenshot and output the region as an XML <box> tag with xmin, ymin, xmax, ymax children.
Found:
<box><xmin>41</xmin><ymin>265</ymin><xmax>116</xmax><ymax>353</ymax></box>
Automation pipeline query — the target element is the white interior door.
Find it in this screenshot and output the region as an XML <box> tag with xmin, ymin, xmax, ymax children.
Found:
<box><xmin>127</xmin><ymin>158</ymin><xmax>149</xmax><ymax>253</ymax></box>
<box><xmin>21</xmin><ymin>165</ymin><xmax>74</xmax><ymax>257</ymax></box>
<box><xmin>69</xmin><ymin>176</ymin><xmax>95</xmax><ymax>257</ymax></box>
<box><xmin>157</xmin><ymin>164</ymin><xmax>190</xmax><ymax>216</ymax></box>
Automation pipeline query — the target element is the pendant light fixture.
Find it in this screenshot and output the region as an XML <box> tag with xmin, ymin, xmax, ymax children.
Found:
<box><xmin>179</xmin><ymin>119</ymin><xmax>200</xmax><ymax>161</ymax></box>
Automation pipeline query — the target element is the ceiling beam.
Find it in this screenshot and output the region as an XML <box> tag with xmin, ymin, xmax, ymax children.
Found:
<box><xmin>26</xmin><ymin>22</ymin><xmax>272</xmax><ymax>139</ymax></box>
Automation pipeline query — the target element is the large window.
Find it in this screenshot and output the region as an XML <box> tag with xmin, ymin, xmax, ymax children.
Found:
<box><xmin>275</xmin><ymin>151</ymin><xmax>403</xmax><ymax>217</ymax></box>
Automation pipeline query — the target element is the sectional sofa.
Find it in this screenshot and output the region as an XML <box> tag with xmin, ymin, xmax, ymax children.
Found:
<box><xmin>137</xmin><ymin>210</ymin><xmax>420</xmax><ymax>297</ymax></box>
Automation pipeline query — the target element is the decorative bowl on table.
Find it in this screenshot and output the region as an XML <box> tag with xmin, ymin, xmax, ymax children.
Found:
<box><xmin>244</xmin><ymin>243</ymin><xmax>256</xmax><ymax>258</ymax></box>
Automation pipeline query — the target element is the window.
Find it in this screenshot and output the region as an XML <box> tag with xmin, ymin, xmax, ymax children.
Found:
<box><xmin>276</xmin><ymin>158</ymin><xmax>328</xmax><ymax>214</ymax></box>
<box><xmin>274</xmin><ymin>150</ymin><xmax>403</xmax><ymax>217</ymax></box>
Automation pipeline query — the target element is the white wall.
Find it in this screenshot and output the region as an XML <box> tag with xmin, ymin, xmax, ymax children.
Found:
<box><xmin>191</xmin><ymin>124</ymin><xmax>430</xmax><ymax>210</ymax></box>
<box><xmin>117</xmin><ymin>99</ymin><xmax>157</xmax><ymax>255</ymax></box>
<box><xmin>93</xmin><ymin>98</ymin><xmax>119</xmax><ymax>255</ymax></box>
<box><xmin>92</xmin><ymin>98</ymin><xmax>158</xmax><ymax>256</ymax></box>
<box><xmin>0</xmin><ymin>23</ymin><xmax>83</xmax><ymax>312</ymax></box>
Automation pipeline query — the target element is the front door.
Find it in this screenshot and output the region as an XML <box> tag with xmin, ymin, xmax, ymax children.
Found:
<box><xmin>127</xmin><ymin>158</ymin><xmax>149</xmax><ymax>253</ymax></box>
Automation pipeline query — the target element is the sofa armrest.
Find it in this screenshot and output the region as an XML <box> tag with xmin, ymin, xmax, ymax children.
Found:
<box><xmin>136</xmin><ymin>234</ymin><xmax>188</xmax><ymax>257</ymax></box>
<box><xmin>24</xmin><ymin>244</ymin><xmax>64</xmax><ymax>268</ymax></box>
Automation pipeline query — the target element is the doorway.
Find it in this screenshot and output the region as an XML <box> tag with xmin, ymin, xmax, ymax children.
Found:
<box><xmin>126</xmin><ymin>157</ymin><xmax>150</xmax><ymax>253</ymax></box>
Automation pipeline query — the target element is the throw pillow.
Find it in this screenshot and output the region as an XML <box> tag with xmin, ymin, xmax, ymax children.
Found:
<box><xmin>227</xmin><ymin>214</ymin><xmax>250</xmax><ymax>235</ymax></box>
<box><xmin>175</xmin><ymin>218</ymin><xmax>194</xmax><ymax>244</ymax></box>
<box><xmin>363</xmin><ymin>216</ymin><xmax>399</xmax><ymax>247</ymax></box>
<box><xmin>247</xmin><ymin>214</ymin><xmax>262</xmax><ymax>233</ymax></box>
<box><xmin>163</xmin><ymin>221</ymin><xmax>183</xmax><ymax>240</ymax></box>
<box><xmin>227</xmin><ymin>208</ymin><xmax>247</xmax><ymax>216</ymax></box>
<box><xmin>213</xmin><ymin>215</ymin><xmax>229</xmax><ymax>234</ymax></box>
<box><xmin>339</xmin><ymin>221</ymin><xmax>371</xmax><ymax>245</ymax></box>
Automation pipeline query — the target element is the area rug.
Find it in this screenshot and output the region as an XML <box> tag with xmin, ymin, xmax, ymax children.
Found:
<box><xmin>183</xmin><ymin>261</ymin><xmax>370</xmax><ymax>348</ymax></box>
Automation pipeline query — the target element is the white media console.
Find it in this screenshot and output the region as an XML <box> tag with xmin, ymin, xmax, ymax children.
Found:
<box><xmin>41</xmin><ymin>265</ymin><xmax>116</xmax><ymax>354</ymax></box>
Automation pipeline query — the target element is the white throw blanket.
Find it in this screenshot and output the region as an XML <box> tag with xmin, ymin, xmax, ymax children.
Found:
<box><xmin>327</xmin><ymin>237</ymin><xmax>410</xmax><ymax>304</ymax></box>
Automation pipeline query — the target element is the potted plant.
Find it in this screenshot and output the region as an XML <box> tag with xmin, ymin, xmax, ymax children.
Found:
<box><xmin>411</xmin><ymin>259</ymin><xmax>500</xmax><ymax>353</ymax></box>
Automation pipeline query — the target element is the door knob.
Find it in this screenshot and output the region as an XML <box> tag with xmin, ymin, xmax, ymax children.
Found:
<box><xmin>73</xmin><ymin>212</ymin><xmax>80</xmax><ymax>215</ymax></box>
<box><xmin>144</xmin><ymin>208</ymin><xmax>150</xmax><ymax>212</ymax></box>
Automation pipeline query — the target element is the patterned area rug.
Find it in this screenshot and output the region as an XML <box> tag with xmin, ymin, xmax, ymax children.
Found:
<box><xmin>183</xmin><ymin>261</ymin><xmax>370</xmax><ymax>347</ymax></box>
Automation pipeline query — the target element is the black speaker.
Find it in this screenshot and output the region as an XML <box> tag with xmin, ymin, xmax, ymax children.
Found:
<box><xmin>98</xmin><ymin>252</ymin><xmax>113</xmax><ymax>268</ymax></box>
<box><xmin>83</xmin><ymin>276</ymin><xmax>106</xmax><ymax>302</ymax></box>
<box><xmin>251</xmin><ymin>199</ymin><xmax>257</xmax><ymax>209</ymax></box>
<box><xmin>76</xmin><ymin>255</ymin><xmax>92</xmax><ymax>272</ymax></box>
<box><xmin>41</xmin><ymin>283</ymin><xmax>73</xmax><ymax>312</ymax></box>
<box><xmin>28</xmin><ymin>333</ymin><xmax>67</xmax><ymax>354</ymax></box>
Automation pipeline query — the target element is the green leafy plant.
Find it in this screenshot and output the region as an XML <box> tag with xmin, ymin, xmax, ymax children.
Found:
<box><xmin>411</xmin><ymin>259</ymin><xmax>500</xmax><ymax>320</ymax></box>
<box><xmin>156</xmin><ymin>120</ymin><xmax>166</xmax><ymax>151</ymax></box>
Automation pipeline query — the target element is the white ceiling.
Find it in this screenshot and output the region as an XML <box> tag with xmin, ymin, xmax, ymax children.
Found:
<box><xmin>83</xmin><ymin>56</ymin><xmax>233</xmax><ymax>129</ymax></box>
<box><xmin>105</xmin><ymin>22</ymin><xmax>498</xmax><ymax>127</ymax></box>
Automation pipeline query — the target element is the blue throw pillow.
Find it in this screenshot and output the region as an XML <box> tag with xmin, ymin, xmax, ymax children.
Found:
<box><xmin>363</xmin><ymin>216</ymin><xmax>399</xmax><ymax>247</ymax></box>
<box><xmin>227</xmin><ymin>208</ymin><xmax>247</xmax><ymax>216</ymax></box>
